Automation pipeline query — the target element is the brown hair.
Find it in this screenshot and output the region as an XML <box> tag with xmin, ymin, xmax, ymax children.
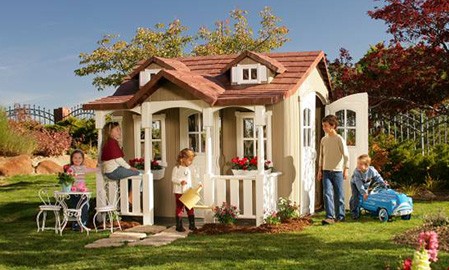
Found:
<box><xmin>357</xmin><ymin>154</ymin><xmax>371</xmax><ymax>166</ymax></box>
<box><xmin>70</xmin><ymin>149</ymin><xmax>85</xmax><ymax>165</ymax></box>
<box><xmin>322</xmin><ymin>115</ymin><xmax>339</xmax><ymax>128</ymax></box>
<box><xmin>176</xmin><ymin>148</ymin><xmax>196</xmax><ymax>166</ymax></box>
<box><xmin>101</xmin><ymin>122</ymin><xmax>120</xmax><ymax>149</ymax></box>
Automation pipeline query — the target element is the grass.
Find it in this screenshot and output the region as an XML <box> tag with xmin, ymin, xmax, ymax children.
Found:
<box><xmin>0</xmin><ymin>174</ymin><xmax>448</xmax><ymax>270</ymax></box>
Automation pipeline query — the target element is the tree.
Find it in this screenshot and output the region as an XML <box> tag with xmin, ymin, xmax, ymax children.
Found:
<box><xmin>75</xmin><ymin>7</ymin><xmax>289</xmax><ymax>91</ymax></box>
<box><xmin>193</xmin><ymin>7</ymin><xmax>289</xmax><ymax>56</ymax></box>
<box><xmin>329</xmin><ymin>0</ymin><xmax>449</xmax><ymax>114</ymax></box>
<box><xmin>74</xmin><ymin>20</ymin><xmax>191</xmax><ymax>91</ymax></box>
<box><xmin>368</xmin><ymin>0</ymin><xmax>449</xmax><ymax>52</ymax></box>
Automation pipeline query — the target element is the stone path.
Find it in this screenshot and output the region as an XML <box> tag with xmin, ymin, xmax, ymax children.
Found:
<box><xmin>85</xmin><ymin>224</ymin><xmax>192</xmax><ymax>249</ymax></box>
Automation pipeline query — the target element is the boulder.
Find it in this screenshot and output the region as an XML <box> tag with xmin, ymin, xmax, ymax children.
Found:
<box><xmin>35</xmin><ymin>160</ymin><xmax>63</xmax><ymax>174</ymax></box>
<box><xmin>84</xmin><ymin>155</ymin><xmax>97</xmax><ymax>169</ymax></box>
<box><xmin>0</xmin><ymin>155</ymin><xmax>33</xmax><ymax>176</ymax></box>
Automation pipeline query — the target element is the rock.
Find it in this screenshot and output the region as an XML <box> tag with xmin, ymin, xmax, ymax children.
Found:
<box><xmin>124</xmin><ymin>225</ymin><xmax>167</xmax><ymax>234</ymax></box>
<box><xmin>110</xmin><ymin>232</ymin><xmax>147</xmax><ymax>240</ymax></box>
<box><xmin>35</xmin><ymin>160</ymin><xmax>63</xmax><ymax>174</ymax></box>
<box><xmin>84</xmin><ymin>155</ymin><xmax>97</xmax><ymax>169</ymax></box>
<box><xmin>84</xmin><ymin>238</ymin><xmax>127</xmax><ymax>249</ymax></box>
<box><xmin>0</xmin><ymin>155</ymin><xmax>33</xmax><ymax>176</ymax></box>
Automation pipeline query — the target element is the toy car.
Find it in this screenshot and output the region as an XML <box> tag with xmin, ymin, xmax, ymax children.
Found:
<box><xmin>359</xmin><ymin>185</ymin><xmax>413</xmax><ymax>222</ymax></box>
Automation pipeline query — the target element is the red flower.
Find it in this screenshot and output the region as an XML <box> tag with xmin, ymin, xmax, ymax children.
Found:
<box><xmin>403</xmin><ymin>258</ymin><xmax>412</xmax><ymax>270</ymax></box>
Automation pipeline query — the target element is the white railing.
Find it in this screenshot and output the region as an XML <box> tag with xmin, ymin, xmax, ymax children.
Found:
<box><xmin>97</xmin><ymin>172</ymin><xmax>153</xmax><ymax>225</ymax></box>
<box><xmin>211</xmin><ymin>172</ymin><xmax>281</xmax><ymax>225</ymax></box>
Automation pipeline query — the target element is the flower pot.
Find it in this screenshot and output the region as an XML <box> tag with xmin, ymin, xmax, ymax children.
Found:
<box><xmin>151</xmin><ymin>168</ymin><xmax>165</xmax><ymax>180</ymax></box>
<box><xmin>61</xmin><ymin>183</ymin><xmax>72</xmax><ymax>192</ymax></box>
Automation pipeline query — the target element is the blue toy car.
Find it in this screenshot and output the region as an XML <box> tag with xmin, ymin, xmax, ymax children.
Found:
<box><xmin>359</xmin><ymin>185</ymin><xmax>413</xmax><ymax>222</ymax></box>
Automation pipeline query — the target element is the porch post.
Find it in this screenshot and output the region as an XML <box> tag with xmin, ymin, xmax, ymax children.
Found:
<box><xmin>142</xmin><ymin>102</ymin><xmax>154</xmax><ymax>225</ymax></box>
<box><xmin>255</xmin><ymin>106</ymin><xmax>266</xmax><ymax>226</ymax></box>
<box><xmin>202</xmin><ymin>108</ymin><xmax>215</xmax><ymax>223</ymax></box>
<box><xmin>94</xmin><ymin>111</ymin><xmax>106</xmax><ymax>221</ymax></box>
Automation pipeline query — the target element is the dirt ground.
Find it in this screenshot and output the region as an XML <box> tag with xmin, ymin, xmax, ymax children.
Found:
<box><xmin>193</xmin><ymin>217</ymin><xmax>313</xmax><ymax>235</ymax></box>
<box><xmin>394</xmin><ymin>225</ymin><xmax>449</xmax><ymax>252</ymax></box>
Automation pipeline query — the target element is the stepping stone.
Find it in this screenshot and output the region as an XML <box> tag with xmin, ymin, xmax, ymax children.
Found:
<box><xmin>128</xmin><ymin>226</ymin><xmax>190</xmax><ymax>247</ymax></box>
<box><xmin>110</xmin><ymin>232</ymin><xmax>147</xmax><ymax>240</ymax></box>
<box><xmin>125</xmin><ymin>225</ymin><xmax>166</xmax><ymax>234</ymax></box>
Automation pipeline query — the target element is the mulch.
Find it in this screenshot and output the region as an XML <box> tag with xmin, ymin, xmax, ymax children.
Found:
<box><xmin>393</xmin><ymin>225</ymin><xmax>449</xmax><ymax>252</ymax></box>
<box><xmin>193</xmin><ymin>217</ymin><xmax>313</xmax><ymax>235</ymax></box>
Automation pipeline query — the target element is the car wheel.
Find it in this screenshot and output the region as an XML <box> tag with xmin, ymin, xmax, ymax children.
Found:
<box><xmin>378</xmin><ymin>208</ymin><xmax>389</xmax><ymax>222</ymax></box>
<box><xmin>401</xmin><ymin>214</ymin><xmax>411</xmax><ymax>220</ymax></box>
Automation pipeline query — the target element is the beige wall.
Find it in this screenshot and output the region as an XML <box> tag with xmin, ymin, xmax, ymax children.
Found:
<box><xmin>149</xmin><ymin>82</ymin><xmax>197</xmax><ymax>101</ymax></box>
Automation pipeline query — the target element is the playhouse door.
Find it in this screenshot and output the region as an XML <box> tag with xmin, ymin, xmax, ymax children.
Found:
<box><xmin>300</xmin><ymin>92</ymin><xmax>317</xmax><ymax>215</ymax></box>
<box><xmin>325</xmin><ymin>93</ymin><xmax>369</xmax><ymax>208</ymax></box>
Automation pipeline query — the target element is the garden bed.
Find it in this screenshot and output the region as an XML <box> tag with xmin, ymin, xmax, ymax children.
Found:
<box><xmin>194</xmin><ymin>217</ymin><xmax>313</xmax><ymax>235</ymax></box>
<box><xmin>394</xmin><ymin>225</ymin><xmax>449</xmax><ymax>252</ymax></box>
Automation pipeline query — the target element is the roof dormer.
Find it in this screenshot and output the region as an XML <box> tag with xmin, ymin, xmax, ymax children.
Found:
<box><xmin>139</xmin><ymin>68</ymin><xmax>161</xmax><ymax>88</ymax></box>
<box><xmin>223</xmin><ymin>50</ymin><xmax>286</xmax><ymax>85</ymax></box>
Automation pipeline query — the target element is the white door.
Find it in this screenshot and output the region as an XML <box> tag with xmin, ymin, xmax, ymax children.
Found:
<box><xmin>325</xmin><ymin>93</ymin><xmax>369</xmax><ymax>208</ymax></box>
<box><xmin>300</xmin><ymin>92</ymin><xmax>316</xmax><ymax>215</ymax></box>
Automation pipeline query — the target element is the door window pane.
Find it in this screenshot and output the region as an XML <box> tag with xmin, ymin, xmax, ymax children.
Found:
<box><xmin>346</xmin><ymin>129</ymin><xmax>356</xmax><ymax>146</ymax></box>
<box><xmin>189</xmin><ymin>134</ymin><xmax>199</xmax><ymax>152</ymax></box>
<box><xmin>347</xmin><ymin>110</ymin><xmax>356</xmax><ymax>127</ymax></box>
<box><xmin>335</xmin><ymin>110</ymin><xmax>357</xmax><ymax>146</ymax></box>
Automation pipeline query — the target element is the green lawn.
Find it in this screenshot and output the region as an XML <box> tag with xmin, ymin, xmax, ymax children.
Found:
<box><xmin>0</xmin><ymin>174</ymin><xmax>448</xmax><ymax>270</ymax></box>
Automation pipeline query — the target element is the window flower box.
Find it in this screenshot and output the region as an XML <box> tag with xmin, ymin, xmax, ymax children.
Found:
<box><xmin>231</xmin><ymin>169</ymin><xmax>272</xmax><ymax>176</ymax></box>
<box><xmin>129</xmin><ymin>158</ymin><xmax>166</xmax><ymax>180</ymax></box>
<box><xmin>151</xmin><ymin>167</ymin><xmax>165</xmax><ymax>180</ymax></box>
<box><xmin>229</xmin><ymin>156</ymin><xmax>273</xmax><ymax>176</ymax></box>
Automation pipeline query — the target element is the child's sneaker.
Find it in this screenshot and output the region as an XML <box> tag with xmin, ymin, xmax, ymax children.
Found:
<box><xmin>321</xmin><ymin>218</ymin><xmax>335</xmax><ymax>225</ymax></box>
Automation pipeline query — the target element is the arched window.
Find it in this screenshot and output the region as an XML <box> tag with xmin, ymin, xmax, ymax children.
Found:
<box><xmin>336</xmin><ymin>110</ymin><xmax>356</xmax><ymax>146</ymax></box>
<box><xmin>303</xmin><ymin>108</ymin><xmax>312</xmax><ymax>147</ymax></box>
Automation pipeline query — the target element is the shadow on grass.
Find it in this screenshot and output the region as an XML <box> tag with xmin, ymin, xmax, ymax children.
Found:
<box><xmin>0</xmin><ymin>181</ymin><xmax>35</xmax><ymax>192</ymax></box>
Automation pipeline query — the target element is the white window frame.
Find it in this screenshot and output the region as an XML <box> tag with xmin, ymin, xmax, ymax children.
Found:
<box><xmin>336</xmin><ymin>109</ymin><xmax>357</xmax><ymax>147</ymax></box>
<box><xmin>139</xmin><ymin>69</ymin><xmax>161</xmax><ymax>87</ymax></box>
<box><xmin>231</xmin><ymin>64</ymin><xmax>267</xmax><ymax>85</ymax></box>
<box><xmin>235</xmin><ymin>111</ymin><xmax>272</xmax><ymax>161</ymax></box>
<box><xmin>187</xmin><ymin>112</ymin><xmax>206</xmax><ymax>154</ymax></box>
<box><xmin>133</xmin><ymin>114</ymin><xmax>167</xmax><ymax>167</ymax></box>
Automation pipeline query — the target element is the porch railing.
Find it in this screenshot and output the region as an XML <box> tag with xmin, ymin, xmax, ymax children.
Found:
<box><xmin>212</xmin><ymin>172</ymin><xmax>280</xmax><ymax>223</ymax></box>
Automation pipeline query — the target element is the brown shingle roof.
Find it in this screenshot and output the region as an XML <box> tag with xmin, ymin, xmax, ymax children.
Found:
<box><xmin>83</xmin><ymin>50</ymin><xmax>331</xmax><ymax>110</ymax></box>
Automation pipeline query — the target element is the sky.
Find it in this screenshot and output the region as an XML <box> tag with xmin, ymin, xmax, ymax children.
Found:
<box><xmin>0</xmin><ymin>0</ymin><xmax>391</xmax><ymax>110</ymax></box>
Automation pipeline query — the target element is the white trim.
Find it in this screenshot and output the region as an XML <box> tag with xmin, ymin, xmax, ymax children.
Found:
<box><xmin>139</xmin><ymin>69</ymin><xmax>161</xmax><ymax>88</ymax></box>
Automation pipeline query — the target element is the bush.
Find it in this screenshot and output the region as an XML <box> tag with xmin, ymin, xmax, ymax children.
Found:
<box><xmin>277</xmin><ymin>197</ymin><xmax>299</xmax><ymax>222</ymax></box>
<box><xmin>264</xmin><ymin>211</ymin><xmax>281</xmax><ymax>225</ymax></box>
<box><xmin>370</xmin><ymin>134</ymin><xmax>449</xmax><ymax>189</ymax></box>
<box><xmin>33</xmin><ymin>128</ymin><xmax>72</xmax><ymax>156</ymax></box>
<box><xmin>0</xmin><ymin>109</ymin><xmax>36</xmax><ymax>156</ymax></box>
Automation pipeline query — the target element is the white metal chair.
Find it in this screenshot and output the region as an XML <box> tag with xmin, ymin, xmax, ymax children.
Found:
<box><xmin>93</xmin><ymin>176</ymin><xmax>122</xmax><ymax>233</ymax></box>
<box><xmin>36</xmin><ymin>188</ymin><xmax>62</xmax><ymax>234</ymax></box>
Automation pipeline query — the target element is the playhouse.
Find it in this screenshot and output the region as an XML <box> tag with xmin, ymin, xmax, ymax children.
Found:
<box><xmin>83</xmin><ymin>50</ymin><xmax>368</xmax><ymax>225</ymax></box>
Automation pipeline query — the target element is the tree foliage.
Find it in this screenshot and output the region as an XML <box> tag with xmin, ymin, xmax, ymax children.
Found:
<box><xmin>330</xmin><ymin>0</ymin><xmax>449</xmax><ymax>115</ymax></box>
<box><xmin>193</xmin><ymin>7</ymin><xmax>289</xmax><ymax>56</ymax></box>
<box><xmin>75</xmin><ymin>7</ymin><xmax>289</xmax><ymax>91</ymax></box>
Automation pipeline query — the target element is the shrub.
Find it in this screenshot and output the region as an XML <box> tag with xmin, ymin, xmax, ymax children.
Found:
<box><xmin>213</xmin><ymin>202</ymin><xmax>240</xmax><ymax>224</ymax></box>
<box><xmin>33</xmin><ymin>128</ymin><xmax>72</xmax><ymax>156</ymax></box>
<box><xmin>424</xmin><ymin>211</ymin><xmax>449</xmax><ymax>227</ymax></box>
<box><xmin>264</xmin><ymin>211</ymin><xmax>281</xmax><ymax>225</ymax></box>
<box><xmin>0</xmin><ymin>109</ymin><xmax>36</xmax><ymax>156</ymax></box>
<box><xmin>277</xmin><ymin>197</ymin><xmax>299</xmax><ymax>222</ymax></box>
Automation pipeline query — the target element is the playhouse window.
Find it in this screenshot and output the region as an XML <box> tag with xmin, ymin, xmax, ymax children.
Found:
<box><xmin>303</xmin><ymin>108</ymin><xmax>312</xmax><ymax>147</ymax></box>
<box><xmin>188</xmin><ymin>113</ymin><xmax>206</xmax><ymax>153</ymax></box>
<box><xmin>133</xmin><ymin>114</ymin><xmax>167</xmax><ymax>167</ymax></box>
<box><xmin>231</xmin><ymin>64</ymin><xmax>267</xmax><ymax>85</ymax></box>
<box><xmin>336</xmin><ymin>110</ymin><xmax>356</xmax><ymax>146</ymax></box>
<box><xmin>236</xmin><ymin>112</ymin><xmax>272</xmax><ymax>160</ymax></box>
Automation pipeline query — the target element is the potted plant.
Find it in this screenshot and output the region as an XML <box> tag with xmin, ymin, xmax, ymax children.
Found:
<box><xmin>151</xmin><ymin>159</ymin><xmax>165</xmax><ymax>180</ymax></box>
<box><xmin>129</xmin><ymin>158</ymin><xmax>165</xmax><ymax>180</ymax></box>
<box><xmin>229</xmin><ymin>156</ymin><xmax>272</xmax><ymax>176</ymax></box>
<box><xmin>58</xmin><ymin>169</ymin><xmax>75</xmax><ymax>192</ymax></box>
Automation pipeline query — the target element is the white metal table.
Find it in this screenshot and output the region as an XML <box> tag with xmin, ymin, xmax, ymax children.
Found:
<box><xmin>54</xmin><ymin>191</ymin><xmax>91</xmax><ymax>235</ymax></box>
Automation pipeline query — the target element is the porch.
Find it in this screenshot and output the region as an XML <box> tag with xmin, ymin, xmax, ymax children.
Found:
<box><xmin>94</xmin><ymin>101</ymin><xmax>281</xmax><ymax>226</ymax></box>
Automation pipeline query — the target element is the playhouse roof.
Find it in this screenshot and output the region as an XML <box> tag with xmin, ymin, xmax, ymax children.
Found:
<box><xmin>83</xmin><ymin>50</ymin><xmax>331</xmax><ymax>110</ymax></box>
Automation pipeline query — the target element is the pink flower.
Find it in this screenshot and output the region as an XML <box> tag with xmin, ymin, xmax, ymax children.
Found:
<box><xmin>418</xmin><ymin>231</ymin><xmax>439</xmax><ymax>262</ymax></box>
<box><xmin>71</xmin><ymin>186</ymin><xmax>77</xmax><ymax>192</ymax></box>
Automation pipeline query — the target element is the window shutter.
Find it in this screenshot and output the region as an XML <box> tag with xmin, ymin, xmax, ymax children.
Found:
<box><xmin>258</xmin><ymin>65</ymin><xmax>267</xmax><ymax>83</ymax></box>
<box><xmin>231</xmin><ymin>67</ymin><xmax>242</xmax><ymax>84</ymax></box>
<box><xmin>139</xmin><ymin>70</ymin><xmax>152</xmax><ymax>88</ymax></box>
